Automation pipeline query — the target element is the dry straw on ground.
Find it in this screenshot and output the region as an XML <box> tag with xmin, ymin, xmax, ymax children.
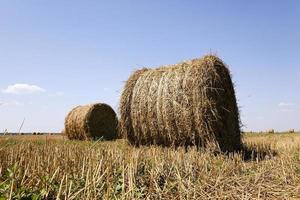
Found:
<box><xmin>65</xmin><ymin>103</ymin><xmax>118</xmax><ymax>140</ymax></box>
<box><xmin>120</xmin><ymin>55</ymin><xmax>241</xmax><ymax>152</ymax></box>
<box><xmin>1</xmin><ymin>134</ymin><xmax>299</xmax><ymax>199</ymax></box>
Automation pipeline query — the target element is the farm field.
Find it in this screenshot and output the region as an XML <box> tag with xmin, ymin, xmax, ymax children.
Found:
<box><xmin>0</xmin><ymin>133</ymin><xmax>300</xmax><ymax>199</ymax></box>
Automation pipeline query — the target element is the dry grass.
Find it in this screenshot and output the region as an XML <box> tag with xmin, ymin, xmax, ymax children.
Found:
<box><xmin>120</xmin><ymin>55</ymin><xmax>241</xmax><ymax>152</ymax></box>
<box><xmin>0</xmin><ymin>133</ymin><xmax>300</xmax><ymax>199</ymax></box>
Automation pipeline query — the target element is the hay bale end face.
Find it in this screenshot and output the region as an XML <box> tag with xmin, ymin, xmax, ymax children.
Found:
<box><xmin>65</xmin><ymin>103</ymin><xmax>118</xmax><ymax>140</ymax></box>
<box><xmin>119</xmin><ymin>55</ymin><xmax>241</xmax><ymax>152</ymax></box>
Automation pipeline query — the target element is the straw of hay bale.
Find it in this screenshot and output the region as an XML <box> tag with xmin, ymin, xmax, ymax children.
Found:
<box><xmin>119</xmin><ymin>55</ymin><xmax>241</xmax><ymax>152</ymax></box>
<box><xmin>288</xmin><ymin>129</ymin><xmax>295</xmax><ymax>133</ymax></box>
<box><xmin>267</xmin><ymin>129</ymin><xmax>275</xmax><ymax>134</ymax></box>
<box><xmin>65</xmin><ymin>103</ymin><xmax>118</xmax><ymax>140</ymax></box>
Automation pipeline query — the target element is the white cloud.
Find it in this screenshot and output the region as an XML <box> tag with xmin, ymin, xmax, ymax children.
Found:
<box><xmin>279</xmin><ymin>108</ymin><xmax>294</xmax><ymax>112</ymax></box>
<box><xmin>2</xmin><ymin>84</ymin><xmax>45</xmax><ymax>95</ymax></box>
<box><xmin>0</xmin><ymin>100</ymin><xmax>24</xmax><ymax>107</ymax></box>
<box><xmin>278</xmin><ymin>102</ymin><xmax>295</xmax><ymax>107</ymax></box>
<box><xmin>278</xmin><ymin>102</ymin><xmax>296</xmax><ymax>113</ymax></box>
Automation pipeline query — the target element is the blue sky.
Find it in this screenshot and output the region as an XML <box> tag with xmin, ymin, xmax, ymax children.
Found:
<box><xmin>0</xmin><ymin>0</ymin><xmax>300</xmax><ymax>132</ymax></box>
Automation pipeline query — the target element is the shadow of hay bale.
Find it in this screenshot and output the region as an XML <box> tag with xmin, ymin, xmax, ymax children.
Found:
<box><xmin>238</xmin><ymin>143</ymin><xmax>278</xmax><ymax>161</ymax></box>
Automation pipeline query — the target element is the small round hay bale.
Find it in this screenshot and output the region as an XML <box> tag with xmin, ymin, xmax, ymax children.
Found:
<box><xmin>65</xmin><ymin>103</ymin><xmax>118</xmax><ymax>140</ymax></box>
<box><xmin>119</xmin><ymin>55</ymin><xmax>241</xmax><ymax>152</ymax></box>
<box><xmin>267</xmin><ymin>129</ymin><xmax>275</xmax><ymax>134</ymax></box>
<box><xmin>288</xmin><ymin>129</ymin><xmax>295</xmax><ymax>133</ymax></box>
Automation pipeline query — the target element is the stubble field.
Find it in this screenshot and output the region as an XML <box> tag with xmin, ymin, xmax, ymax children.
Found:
<box><xmin>0</xmin><ymin>133</ymin><xmax>300</xmax><ymax>200</ymax></box>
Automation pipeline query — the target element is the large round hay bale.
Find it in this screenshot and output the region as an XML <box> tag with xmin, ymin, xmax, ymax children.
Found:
<box><xmin>119</xmin><ymin>55</ymin><xmax>241</xmax><ymax>152</ymax></box>
<box><xmin>65</xmin><ymin>103</ymin><xmax>118</xmax><ymax>140</ymax></box>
